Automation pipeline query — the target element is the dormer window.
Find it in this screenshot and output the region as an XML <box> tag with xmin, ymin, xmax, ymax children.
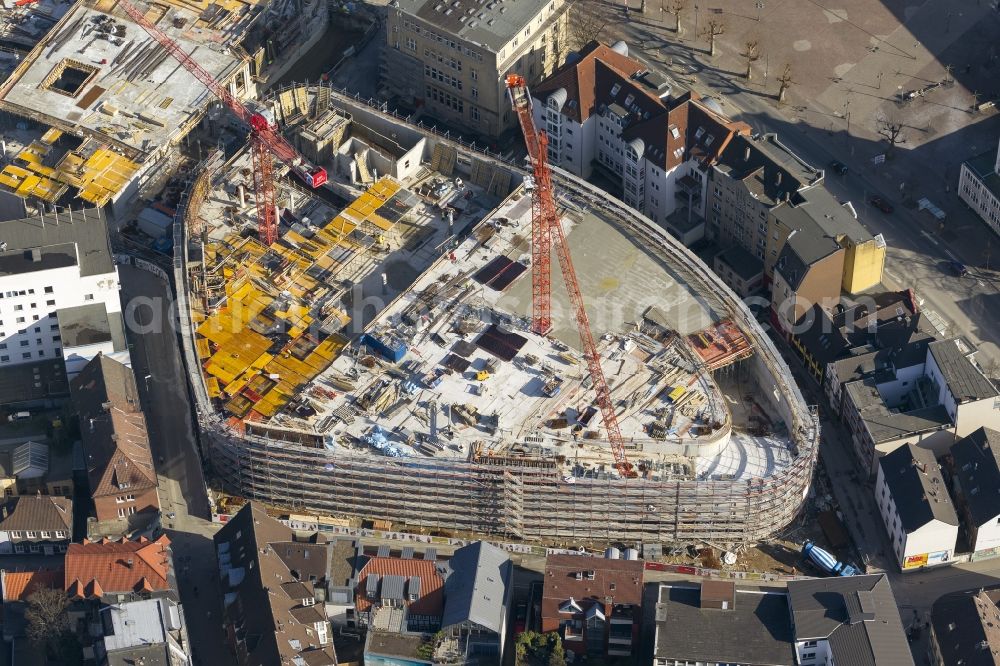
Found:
<box><xmin>624</xmin><ymin>94</ymin><xmax>635</xmax><ymax>106</ymax></box>
<box><xmin>669</xmin><ymin>125</ymin><xmax>680</xmax><ymax>139</ymax></box>
<box><xmin>610</xmin><ymin>83</ymin><xmax>621</xmax><ymax>97</ymax></box>
<box><xmin>695</xmin><ymin>127</ymin><xmax>705</xmax><ymax>139</ymax></box>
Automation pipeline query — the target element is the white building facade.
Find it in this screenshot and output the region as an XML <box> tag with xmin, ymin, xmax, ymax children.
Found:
<box><xmin>875</xmin><ymin>444</ymin><xmax>959</xmax><ymax>571</ymax></box>
<box><xmin>958</xmin><ymin>137</ymin><xmax>1000</xmax><ymax>236</ymax></box>
<box><xmin>0</xmin><ymin>209</ymin><xmax>121</xmax><ymax>371</ymax></box>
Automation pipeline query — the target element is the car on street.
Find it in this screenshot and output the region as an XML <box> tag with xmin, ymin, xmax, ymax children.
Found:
<box><xmin>947</xmin><ymin>260</ymin><xmax>969</xmax><ymax>277</ymax></box>
<box><xmin>829</xmin><ymin>160</ymin><xmax>848</xmax><ymax>175</ymax></box>
<box><xmin>868</xmin><ymin>196</ymin><xmax>894</xmax><ymax>213</ymax></box>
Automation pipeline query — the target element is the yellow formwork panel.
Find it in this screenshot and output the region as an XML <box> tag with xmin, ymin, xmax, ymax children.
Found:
<box><xmin>40</xmin><ymin>128</ymin><xmax>62</xmax><ymax>144</ymax></box>
<box><xmin>0</xmin><ymin>172</ymin><xmax>21</xmax><ymax>189</ymax></box>
<box><xmin>195</xmin><ymin>338</ymin><xmax>211</xmax><ymax>359</ymax></box>
<box><xmin>367</xmin><ymin>214</ymin><xmax>393</xmax><ymax>231</ymax></box>
<box><xmin>206</xmin><ymin>376</ymin><xmax>222</xmax><ymax>398</ymax></box>
<box><xmin>224</xmin><ymin>375</ymin><xmax>250</xmax><ymax>396</ymax></box>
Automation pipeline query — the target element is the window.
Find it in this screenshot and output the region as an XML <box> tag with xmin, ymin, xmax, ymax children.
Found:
<box><xmin>52</xmin><ymin>335</ymin><xmax>60</xmax><ymax>342</ymax></box>
<box><xmin>9</xmin><ymin>531</ymin><xmax>21</xmax><ymax>538</ymax></box>
<box><xmin>46</xmin><ymin>300</ymin><xmax>55</xmax><ymax>306</ymax></box>
<box><xmin>0</xmin><ymin>356</ymin><xmax>7</xmax><ymax>362</ymax></box>
<box><xmin>21</xmin><ymin>353</ymin><xmax>30</xmax><ymax>359</ymax></box>
<box><xmin>50</xmin><ymin>324</ymin><xmax>59</xmax><ymax>331</ymax></box>
<box><xmin>470</xmin><ymin>68</ymin><xmax>478</xmax><ymax>80</ymax></box>
<box><xmin>610</xmin><ymin>83</ymin><xmax>621</xmax><ymax>96</ymax></box>
<box><xmin>84</xmin><ymin>294</ymin><xmax>94</xmax><ymax>301</ymax></box>
<box><xmin>471</xmin><ymin>107</ymin><xmax>480</xmax><ymax>122</ymax></box>
<box><xmin>471</xmin><ymin>87</ymin><xmax>478</xmax><ymax>99</ymax></box>
<box><xmin>13</xmin><ymin>305</ymin><xmax>22</xmax><ymax>311</ymax></box>
<box><xmin>29</xmin><ymin>303</ymin><xmax>36</xmax><ymax>309</ymax></box>
<box><xmin>0</xmin><ymin>344</ymin><xmax>4</xmax><ymax>350</ymax></box>
<box><xmin>40</xmin><ymin>531</ymin><xmax>49</xmax><ymax>539</ymax></box>
<box><xmin>44</xmin><ymin>286</ymin><xmax>53</xmax><ymax>294</ymax></box>
<box><xmin>25</xmin><ymin>531</ymin><xmax>37</xmax><ymax>538</ymax></box>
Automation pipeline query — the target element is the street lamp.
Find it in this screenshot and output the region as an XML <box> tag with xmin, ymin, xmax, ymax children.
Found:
<box><xmin>755</xmin><ymin>1</ymin><xmax>764</xmax><ymax>21</ymax></box>
<box><xmin>694</xmin><ymin>4</ymin><xmax>700</xmax><ymax>37</ymax></box>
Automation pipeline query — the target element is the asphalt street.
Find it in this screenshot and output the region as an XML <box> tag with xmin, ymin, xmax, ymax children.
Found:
<box><xmin>118</xmin><ymin>265</ymin><xmax>233</xmax><ymax>666</ymax></box>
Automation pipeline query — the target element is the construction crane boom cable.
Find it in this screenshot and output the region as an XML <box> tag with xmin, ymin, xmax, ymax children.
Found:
<box><xmin>506</xmin><ymin>74</ymin><xmax>635</xmax><ymax>478</ymax></box>
<box><xmin>116</xmin><ymin>0</ymin><xmax>327</xmax><ymax>244</ymax></box>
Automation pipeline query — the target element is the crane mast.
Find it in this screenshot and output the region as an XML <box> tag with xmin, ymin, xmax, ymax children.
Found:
<box><xmin>116</xmin><ymin>0</ymin><xmax>327</xmax><ymax>244</ymax></box>
<box><xmin>506</xmin><ymin>75</ymin><xmax>635</xmax><ymax>478</ymax></box>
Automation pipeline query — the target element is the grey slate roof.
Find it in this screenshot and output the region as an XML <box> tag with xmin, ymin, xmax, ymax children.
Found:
<box><xmin>930</xmin><ymin>589</ymin><xmax>1000</xmax><ymax>666</ymax></box>
<box><xmin>845</xmin><ymin>378</ymin><xmax>951</xmax><ymax>444</ymax></box>
<box><xmin>653</xmin><ymin>585</ymin><xmax>795</xmax><ymax>665</ymax></box>
<box><xmin>787</xmin><ymin>574</ymin><xmax>913</xmax><ymax>666</ymax></box>
<box><xmin>441</xmin><ymin>541</ymin><xmax>511</xmax><ymax>634</ymax></box>
<box><xmin>928</xmin><ymin>339</ymin><xmax>999</xmax><ymax>402</ymax></box>
<box><xmin>774</xmin><ymin>229</ymin><xmax>841</xmax><ymax>290</ymax></box>
<box><xmin>0</xmin><ymin>208</ymin><xmax>113</xmax><ymax>277</ymax></box>
<box><xmin>951</xmin><ymin>427</ymin><xmax>1000</xmax><ymax>527</ymax></box>
<box><xmin>0</xmin><ymin>496</ymin><xmax>73</xmax><ymax>533</ymax></box>
<box><xmin>879</xmin><ymin>443</ymin><xmax>958</xmax><ymax>532</ymax></box>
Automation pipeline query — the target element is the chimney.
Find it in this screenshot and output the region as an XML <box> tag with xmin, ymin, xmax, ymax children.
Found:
<box><xmin>775</xmin><ymin>171</ymin><xmax>783</xmax><ymax>187</ymax></box>
<box><xmin>744</xmin><ymin>146</ymin><xmax>751</xmax><ymax>161</ymax></box>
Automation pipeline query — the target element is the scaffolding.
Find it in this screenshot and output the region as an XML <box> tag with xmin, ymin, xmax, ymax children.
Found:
<box><xmin>181</xmin><ymin>84</ymin><xmax>819</xmax><ymax>547</ymax></box>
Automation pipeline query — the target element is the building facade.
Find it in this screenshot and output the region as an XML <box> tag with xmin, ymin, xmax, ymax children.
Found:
<box><xmin>875</xmin><ymin>444</ymin><xmax>959</xmax><ymax>570</ymax></box>
<box><xmin>0</xmin><ymin>208</ymin><xmax>122</xmax><ymax>371</ymax></box>
<box><xmin>958</xmin><ymin>137</ymin><xmax>1000</xmax><ymax>237</ymax></box>
<box><xmin>929</xmin><ymin>589</ymin><xmax>1000</xmax><ymax>666</ymax></box>
<box><xmin>0</xmin><ymin>495</ymin><xmax>72</xmax><ymax>555</ymax></box>
<box><xmin>950</xmin><ymin>427</ymin><xmax>1000</xmax><ymax>558</ymax></box>
<box><xmin>383</xmin><ymin>0</ymin><xmax>570</xmax><ymax>139</ymax></box>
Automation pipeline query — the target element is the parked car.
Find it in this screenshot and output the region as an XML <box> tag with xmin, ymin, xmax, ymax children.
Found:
<box><xmin>829</xmin><ymin>160</ymin><xmax>848</xmax><ymax>175</ymax></box>
<box><xmin>947</xmin><ymin>260</ymin><xmax>969</xmax><ymax>277</ymax></box>
<box><xmin>869</xmin><ymin>196</ymin><xmax>894</xmax><ymax>213</ymax></box>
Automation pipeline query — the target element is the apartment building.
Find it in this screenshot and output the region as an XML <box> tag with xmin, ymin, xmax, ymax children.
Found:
<box><xmin>875</xmin><ymin>444</ymin><xmax>959</xmax><ymax>570</ymax></box>
<box><xmin>383</xmin><ymin>0</ymin><xmax>570</xmax><ymax>139</ymax></box>
<box><xmin>0</xmin><ymin>208</ymin><xmax>124</xmax><ymax>373</ymax></box>
<box><xmin>786</xmin><ymin>575</ymin><xmax>913</xmax><ymax>666</ymax></box>
<box><xmin>70</xmin><ymin>354</ymin><xmax>159</xmax><ymax>534</ymax></box>
<box><xmin>707</xmin><ymin>133</ymin><xmax>822</xmax><ymax>266</ymax></box>
<box><xmin>0</xmin><ymin>495</ymin><xmax>72</xmax><ymax>555</ymax></box>
<box><xmin>950</xmin><ymin>427</ymin><xmax>1000</xmax><ymax>558</ymax></box>
<box><xmin>929</xmin><ymin>589</ymin><xmax>1000</xmax><ymax>666</ymax></box>
<box><xmin>958</xmin><ymin>136</ymin><xmax>1000</xmax><ymax>236</ymax></box>
<box><xmin>842</xmin><ymin>337</ymin><xmax>1000</xmax><ymax>472</ymax></box>
<box><xmin>652</xmin><ymin>581</ymin><xmax>795</xmax><ymax>666</ymax></box>
<box><xmin>769</xmin><ymin>186</ymin><xmax>886</xmax><ymax>336</ymax></box>
<box><xmin>541</xmin><ymin>554</ymin><xmax>643</xmax><ymax>658</ymax></box>
<box><xmin>531</xmin><ymin>41</ymin><xmax>748</xmax><ymax>241</ymax></box>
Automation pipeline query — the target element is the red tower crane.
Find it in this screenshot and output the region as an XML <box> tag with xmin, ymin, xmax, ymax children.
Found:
<box><xmin>506</xmin><ymin>75</ymin><xmax>635</xmax><ymax>478</ymax></box>
<box><xmin>116</xmin><ymin>0</ymin><xmax>327</xmax><ymax>245</ymax></box>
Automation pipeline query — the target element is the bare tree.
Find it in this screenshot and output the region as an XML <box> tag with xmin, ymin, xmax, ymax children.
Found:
<box><xmin>567</xmin><ymin>0</ymin><xmax>608</xmax><ymax>51</ymax></box>
<box><xmin>776</xmin><ymin>64</ymin><xmax>793</xmax><ymax>103</ymax></box>
<box><xmin>24</xmin><ymin>588</ymin><xmax>71</xmax><ymax>654</ymax></box>
<box><xmin>703</xmin><ymin>19</ymin><xmax>725</xmax><ymax>57</ymax></box>
<box><xmin>742</xmin><ymin>40</ymin><xmax>761</xmax><ymax>80</ymax></box>
<box><xmin>875</xmin><ymin>112</ymin><xmax>906</xmax><ymax>154</ymax></box>
<box><xmin>666</xmin><ymin>0</ymin><xmax>687</xmax><ymax>33</ymax></box>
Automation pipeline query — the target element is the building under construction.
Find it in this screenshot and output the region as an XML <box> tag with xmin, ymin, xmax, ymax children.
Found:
<box><xmin>177</xmin><ymin>84</ymin><xmax>819</xmax><ymax>547</ymax></box>
<box><xmin>0</xmin><ymin>0</ymin><xmax>331</xmax><ymax>213</ymax></box>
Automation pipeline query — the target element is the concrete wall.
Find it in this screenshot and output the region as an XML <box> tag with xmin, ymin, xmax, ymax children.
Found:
<box><xmin>958</xmin><ymin>160</ymin><xmax>1000</xmax><ymax>237</ymax></box>
<box><xmin>875</xmin><ymin>363</ymin><xmax>925</xmax><ymax>407</ymax></box>
<box><xmin>972</xmin><ymin>510</ymin><xmax>1000</xmax><ymax>553</ymax></box>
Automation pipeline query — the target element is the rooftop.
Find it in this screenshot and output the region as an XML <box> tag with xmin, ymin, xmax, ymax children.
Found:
<box><xmin>100</xmin><ymin>598</ymin><xmax>182</xmax><ymax>654</ymax></box>
<box><xmin>441</xmin><ymin>540</ymin><xmax>510</xmax><ymax>634</ymax></box>
<box><xmin>951</xmin><ymin>427</ymin><xmax>1000</xmax><ymax>526</ymax></box>
<box><xmin>0</xmin><ymin>207</ymin><xmax>113</xmax><ymax>277</ymax></box>
<box><xmin>654</xmin><ymin>584</ymin><xmax>795</xmax><ymax>665</ymax></box>
<box><xmin>355</xmin><ymin>556</ymin><xmax>444</xmax><ymax>616</ymax></box>
<box><xmin>0</xmin><ymin>495</ymin><xmax>73</xmax><ymax>534</ymax></box>
<box><xmin>878</xmin><ymin>443</ymin><xmax>958</xmax><ymax>531</ymax></box>
<box><xmin>65</xmin><ymin>534</ymin><xmax>173</xmax><ymax>598</ymax></box>
<box><xmin>0</xmin><ymin>567</ymin><xmax>64</xmax><ymax>602</ymax></box>
<box><xmin>928</xmin><ymin>338</ymin><xmax>998</xmax><ymax>402</ymax></box>
<box><xmin>715</xmin><ymin>245</ymin><xmax>764</xmax><ymax>282</ymax></box>
<box><xmin>965</xmin><ymin>149</ymin><xmax>1000</xmax><ymax>201</ymax></box>
<box><xmin>393</xmin><ymin>0</ymin><xmax>563</xmax><ymax>52</ymax></box>
<box><xmin>58</xmin><ymin>303</ymin><xmax>125</xmax><ymax>350</ymax></box>
<box><xmin>0</xmin><ymin>2</ymin><xmax>243</xmax><ymax>160</ymax></box>
<box><xmin>214</xmin><ymin>503</ymin><xmax>338</xmax><ymax>666</ymax></box>
<box><xmin>787</xmin><ymin>574</ymin><xmax>913</xmax><ymax>666</ymax></box>
<box><xmin>0</xmin><ymin>358</ymin><xmax>69</xmax><ymax>406</ymax></box>
<box><xmin>70</xmin><ymin>354</ymin><xmax>158</xmax><ymax>501</ymax></box>
<box><xmin>930</xmin><ymin>589</ymin><xmax>1000</xmax><ymax>666</ymax></box>
<box><xmin>845</xmin><ymin>377</ymin><xmax>952</xmax><ymax>444</ymax></box>
<box><xmin>714</xmin><ymin>133</ymin><xmax>822</xmax><ymax>207</ymax></box>
<box><xmin>542</xmin><ymin>554</ymin><xmax>643</xmax><ymax>621</ymax></box>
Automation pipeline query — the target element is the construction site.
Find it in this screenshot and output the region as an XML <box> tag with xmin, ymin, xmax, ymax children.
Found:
<box><xmin>172</xmin><ymin>82</ymin><xmax>820</xmax><ymax>548</ymax></box>
<box><xmin>0</xmin><ymin>0</ymin><xmax>334</xmax><ymax>214</ymax></box>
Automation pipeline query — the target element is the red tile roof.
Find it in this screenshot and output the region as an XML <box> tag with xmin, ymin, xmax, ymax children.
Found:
<box><xmin>1</xmin><ymin>568</ymin><xmax>64</xmax><ymax>601</ymax></box>
<box><xmin>355</xmin><ymin>557</ymin><xmax>444</xmax><ymax>617</ymax></box>
<box><xmin>532</xmin><ymin>41</ymin><xmax>647</xmax><ymax>123</ymax></box>
<box><xmin>541</xmin><ymin>555</ymin><xmax>644</xmax><ymax>627</ymax></box>
<box><xmin>64</xmin><ymin>535</ymin><xmax>172</xmax><ymax>597</ymax></box>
